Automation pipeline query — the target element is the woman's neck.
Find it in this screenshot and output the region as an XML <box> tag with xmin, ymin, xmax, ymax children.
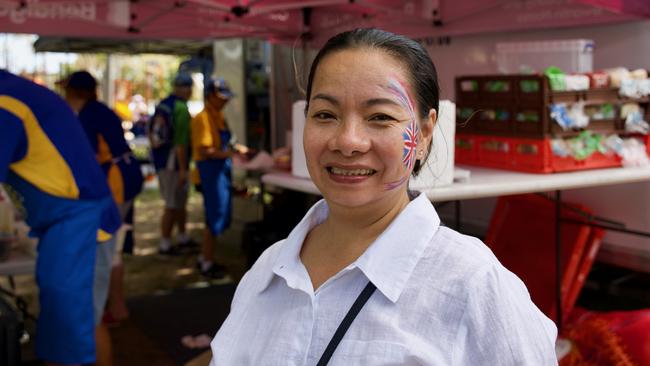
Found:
<box><xmin>300</xmin><ymin>192</ymin><xmax>411</xmax><ymax>290</ymax></box>
<box><xmin>322</xmin><ymin>192</ymin><xmax>410</xmax><ymax>255</ymax></box>
<box><xmin>308</xmin><ymin>194</ymin><xmax>409</xmax><ymax>261</ymax></box>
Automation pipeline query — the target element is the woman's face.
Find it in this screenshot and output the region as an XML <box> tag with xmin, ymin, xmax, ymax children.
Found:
<box><xmin>304</xmin><ymin>48</ymin><xmax>434</xmax><ymax>209</ymax></box>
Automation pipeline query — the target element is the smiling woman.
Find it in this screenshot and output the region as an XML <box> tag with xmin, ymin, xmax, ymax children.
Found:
<box><xmin>303</xmin><ymin>48</ymin><xmax>432</xmax><ymax>211</ymax></box>
<box><xmin>209</xmin><ymin>29</ymin><xmax>558</xmax><ymax>366</ymax></box>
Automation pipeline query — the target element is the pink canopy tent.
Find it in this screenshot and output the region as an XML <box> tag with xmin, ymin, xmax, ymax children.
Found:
<box><xmin>1</xmin><ymin>0</ymin><xmax>648</xmax><ymax>46</ymax></box>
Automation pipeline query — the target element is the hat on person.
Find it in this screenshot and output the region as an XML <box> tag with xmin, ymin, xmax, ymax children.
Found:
<box><xmin>205</xmin><ymin>77</ymin><xmax>234</xmax><ymax>99</ymax></box>
<box><xmin>59</xmin><ymin>71</ymin><xmax>97</xmax><ymax>91</ymax></box>
<box><xmin>173</xmin><ymin>73</ymin><xmax>194</xmax><ymax>87</ymax></box>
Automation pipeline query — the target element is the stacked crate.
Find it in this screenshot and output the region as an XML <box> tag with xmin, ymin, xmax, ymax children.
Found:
<box><xmin>454</xmin><ymin>74</ymin><xmax>649</xmax><ymax>173</ymax></box>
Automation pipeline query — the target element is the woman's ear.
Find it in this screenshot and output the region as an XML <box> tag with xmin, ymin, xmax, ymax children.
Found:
<box><xmin>420</xmin><ymin>108</ymin><xmax>437</xmax><ymax>150</ymax></box>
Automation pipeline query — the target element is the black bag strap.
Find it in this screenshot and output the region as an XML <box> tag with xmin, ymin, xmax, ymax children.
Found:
<box><xmin>316</xmin><ymin>281</ymin><xmax>377</xmax><ymax>366</ymax></box>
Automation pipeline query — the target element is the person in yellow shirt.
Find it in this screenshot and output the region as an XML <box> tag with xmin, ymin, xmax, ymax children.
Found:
<box><xmin>191</xmin><ymin>78</ymin><xmax>245</xmax><ymax>278</ymax></box>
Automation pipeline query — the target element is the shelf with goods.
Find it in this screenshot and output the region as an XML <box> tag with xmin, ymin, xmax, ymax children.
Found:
<box><xmin>454</xmin><ymin>74</ymin><xmax>649</xmax><ymax>173</ymax></box>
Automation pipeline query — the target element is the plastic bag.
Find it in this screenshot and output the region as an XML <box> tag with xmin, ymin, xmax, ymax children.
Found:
<box><xmin>545</xmin><ymin>66</ymin><xmax>566</xmax><ymax>91</ymax></box>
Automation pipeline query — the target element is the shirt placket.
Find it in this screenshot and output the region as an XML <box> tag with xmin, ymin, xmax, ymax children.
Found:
<box><xmin>303</xmin><ymin>266</ymin><xmax>358</xmax><ymax>365</ymax></box>
<box><xmin>275</xmin><ymin>263</ymin><xmax>318</xmax><ymax>365</ymax></box>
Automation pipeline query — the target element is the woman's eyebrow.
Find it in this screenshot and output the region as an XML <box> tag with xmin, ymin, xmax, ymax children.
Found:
<box><xmin>311</xmin><ymin>94</ymin><xmax>402</xmax><ymax>109</ymax></box>
<box><xmin>363</xmin><ymin>98</ymin><xmax>401</xmax><ymax>108</ymax></box>
<box><xmin>311</xmin><ymin>93</ymin><xmax>339</xmax><ymax>106</ymax></box>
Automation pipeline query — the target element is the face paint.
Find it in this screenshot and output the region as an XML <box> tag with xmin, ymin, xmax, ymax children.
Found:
<box><xmin>381</xmin><ymin>78</ymin><xmax>420</xmax><ymax>192</ymax></box>
<box><xmin>386</xmin><ymin>78</ymin><xmax>417</xmax><ymax>121</ymax></box>
<box><xmin>384</xmin><ymin>175</ymin><xmax>408</xmax><ymax>191</ymax></box>
<box><xmin>383</xmin><ymin>119</ymin><xmax>418</xmax><ymax>191</ymax></box>
<box><xmin>402</xmin><ymin>120</ymin><xmax>419</xmax><ymax>170</ymax></box>
<box><xmin>385</xmin><ymin>78</ymin><xmax>420</xmax><ymax>171</ymax></box>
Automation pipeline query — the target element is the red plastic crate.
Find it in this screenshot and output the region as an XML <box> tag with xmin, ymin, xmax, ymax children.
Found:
<box><xmin>455</xmin><ymin>133</ymin><xmax>621</xmax><ymax>173</ymax></box>
<box><xmin>485</xmin><ymin>194</ymin><xmax>595</xmax><ymax>323</ymax></box>
<box><xmin>455</xmin><ymin>74</ymin><xmax>628</xmax><ymax>138</ymax></box>
<box><xmin>564</xmin><ymin>228</ymin><xmax>605</xmax><ymax>316</ymax></box>
<box><xmin>454</xmin><ymin>135</ymin><xmax>477</xmax><ymax>163</ymax></box>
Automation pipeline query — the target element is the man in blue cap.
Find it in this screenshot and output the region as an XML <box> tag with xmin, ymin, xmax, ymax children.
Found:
<box><xmin>191</xmin><ymin>77</ymin><xmax>245</xmax><ymax>278</ymax></box>
<box><xmin>149</xmin><ymin>73</ymin><xmax>196</xmax><ymax>255</ymax></box>
<box><xmin>63</xmin><ymin>70</ymin><xmax>144</xmax><ymax>362</ymax></box>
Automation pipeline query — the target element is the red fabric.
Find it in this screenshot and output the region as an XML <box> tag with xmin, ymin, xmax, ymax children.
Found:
<box><xmin>0</xmin><ymin>1</ymin><xmax>641</xmax><ymax>43</ymax></box>
<box><xmin>485</xmin><ymin>194</ymin><xmax>593</xmax><ymax>323</ymax></box>
<box><xmin>577</xmin><ymin>0</ymin><xmax>650</xmax><ymax>18</ymax></box>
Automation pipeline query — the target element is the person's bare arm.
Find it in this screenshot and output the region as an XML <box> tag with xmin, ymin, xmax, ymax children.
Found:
<box><xmin>176</xmin><ymin>145</ymin><xmax>188</xmax><ymax>186</ymax></box>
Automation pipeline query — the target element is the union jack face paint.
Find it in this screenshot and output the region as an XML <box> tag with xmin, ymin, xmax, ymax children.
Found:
<box><xmin>382</xmin><ymin>77</ymin><xmax>420</xmax><ymax>191</ymax></box>
<box><xmin>402</xmin><ymin>120</ymin><xmax>419</xmax><ymax>170</ymax></box>
<box><xmin>384</xmin><ymin>120</ymin><xmax>419</xmax><ymax>190</ymax></box>
<box><xmin>385</xmin><ymin>78</ymin><xmax>420</xmax><ymax>171</ymax></box>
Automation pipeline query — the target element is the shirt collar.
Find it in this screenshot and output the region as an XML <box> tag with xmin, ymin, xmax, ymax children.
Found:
<box><xmin>355</xmin><ymin>193</ymin><xmax>440</xmax><ymax>302</ymax></box>
<box><xmin>257</xmin><ymin>193</ymin><xmax>440</xmax><ymax>302</ymax></box>
<box><xmin>257</xmin><ymin>200</ymin><xmax>329</xmax><ymax>294</ymax></box>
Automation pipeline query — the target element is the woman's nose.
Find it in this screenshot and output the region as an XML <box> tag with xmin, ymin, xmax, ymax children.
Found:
<box><xmin>328</xmin><ymin>119</ymin><xmax>371</xmax><ymax>156</ymax></box>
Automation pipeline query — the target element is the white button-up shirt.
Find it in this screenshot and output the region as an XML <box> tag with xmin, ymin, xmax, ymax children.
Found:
<box><xmin>210</xmin><ymin>193</ymin><xmax>558</xmax><ymax>365</ymax></box>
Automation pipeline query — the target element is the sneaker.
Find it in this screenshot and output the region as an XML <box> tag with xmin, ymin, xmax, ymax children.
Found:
<box><xmin>201</xmin><ymin>263</ymin><xmax>227</xmax><ymax>279</ymax></box>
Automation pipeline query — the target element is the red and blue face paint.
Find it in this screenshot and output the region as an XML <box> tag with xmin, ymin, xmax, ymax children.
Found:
<box><xmin>402</xmin><ymin>120</ymin><xmax>419</xmax><ymax>171</ymax></box>
<box><xmin>384</xmin><ymin>78</ymin><xmax>419</xmax><ymax>191</ymax></box>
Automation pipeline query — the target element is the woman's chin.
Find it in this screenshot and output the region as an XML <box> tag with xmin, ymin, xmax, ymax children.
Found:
<box><xmin>323</xmin><ymin>192</ymin><xmax>376</xmax><ymax>209</ymax></box>
<box><xmin>321</xmin><ymin>187</ymin><xmax>403</xmax><ymax>210</ymax></box>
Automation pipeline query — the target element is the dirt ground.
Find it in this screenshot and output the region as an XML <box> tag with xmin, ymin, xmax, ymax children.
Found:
<box><xmin>109</xmin><ymin>189</ymin><xmax>258</xmax><ymax>365</ymax></box>
<box><xmin>120</xmin><ymin>188</ymin><xmax>256</xmax><ymax>296</ymax></box>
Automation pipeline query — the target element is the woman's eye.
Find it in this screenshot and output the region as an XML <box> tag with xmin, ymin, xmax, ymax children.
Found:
<box><xmin>369</xmin><ymin>114</ymin><xmax>396</xmax><ymax>122</ymax></box>
<box><xmin>312</xmin><ymin>112</ymin><xmax>336</xmax><ymax>120</ymax></box>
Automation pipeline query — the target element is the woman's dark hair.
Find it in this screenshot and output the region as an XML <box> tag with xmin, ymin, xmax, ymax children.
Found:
<box><xmin>304</xmin><ymin>28</ymin><xmax>440</xmax><ymax>175</ymax></box>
